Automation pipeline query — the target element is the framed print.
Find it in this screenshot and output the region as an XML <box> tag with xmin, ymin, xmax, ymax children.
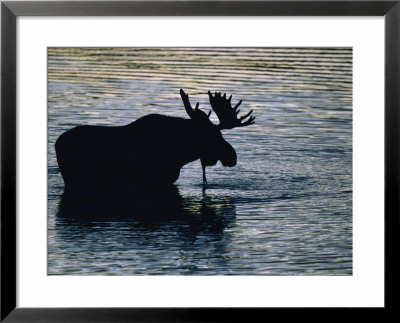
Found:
<box><xmin>1</xmin><ymin>0</ymin><xmax>399</xmax><ymax>321</ymax></box>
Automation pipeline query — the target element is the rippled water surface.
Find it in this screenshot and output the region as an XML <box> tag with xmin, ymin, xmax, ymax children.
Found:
<box><xmin>48</xmin><ymin>48</ymin><xmax>352</xmax><ymax>275</ymax></box>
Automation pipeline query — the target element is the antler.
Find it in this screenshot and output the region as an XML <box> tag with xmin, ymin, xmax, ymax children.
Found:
<box><xmin>208</xmin><ymin>91</ymin><xmax>255</xmax><ymax>130</ymax></box>
<box><xmin>180</xmin><ymin>89</ymin><xmax>199</xmax><ymax>118</ymax></box>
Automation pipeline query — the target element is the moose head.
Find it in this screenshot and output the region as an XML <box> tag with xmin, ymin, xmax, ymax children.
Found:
<box><xmin>180</xmin><ymin>89</ymin><xmax>255</xmax><ymax>183</ymax></box>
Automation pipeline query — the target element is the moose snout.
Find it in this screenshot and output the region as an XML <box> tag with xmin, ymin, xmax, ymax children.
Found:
<box><xmin>220</xmin><ymin>143</ymin><xmax>237</xmax><ymax>167</ymax></box>
<box><xmin>221</xmin><ymin>157</ymin><xmax>236</xmax><ymax>167</ymax></box>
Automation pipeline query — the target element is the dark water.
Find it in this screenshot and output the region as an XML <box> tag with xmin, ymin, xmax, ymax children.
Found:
<box><xmin>48</xmin><ymin>48</ymin><xmax>352</xmax><ymax>275</ymax></box>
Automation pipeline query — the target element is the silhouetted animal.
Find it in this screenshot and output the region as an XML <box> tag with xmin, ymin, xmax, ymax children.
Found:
<box><xmin>55</xmin><ymin>89</ymin><xmax>255</xmax><ymax>197</ymax></box>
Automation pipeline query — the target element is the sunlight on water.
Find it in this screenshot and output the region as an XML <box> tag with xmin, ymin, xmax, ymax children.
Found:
<box><xmin>48</xmin><ymin>48</ymin><xmax>352</xmax><ymax>275</ymax></box>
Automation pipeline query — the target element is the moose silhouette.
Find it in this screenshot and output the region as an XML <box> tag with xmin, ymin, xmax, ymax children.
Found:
<box><xmin>55</xmin><ymin>89</ymin><xmax>255</xmax><ymax>198</ymax></box>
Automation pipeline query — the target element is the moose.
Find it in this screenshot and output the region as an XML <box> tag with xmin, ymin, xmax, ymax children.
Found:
<box><xmin>55</xmin><ymin>89</ymin><xmax>255</xmax><ymax>198</ymax></box>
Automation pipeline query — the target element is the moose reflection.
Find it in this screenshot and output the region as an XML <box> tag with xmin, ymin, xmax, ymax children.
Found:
<box><xmin>55</xmin><ymin>89</ymin><xmax>255</xmax><ymax>197</ymax></box>
<box><xmin>53</xmin><ymin>187</ymin><xmax>238</xmax><ymax>275</ymax></box>
<box><xmin>57</xmin><ymin>186</ymin><xmax>236</xmax><ymax>233</ymax></box>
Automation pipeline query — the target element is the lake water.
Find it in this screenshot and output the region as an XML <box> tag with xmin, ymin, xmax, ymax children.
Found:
<box><xmin>48</xmin><ymin>48</ymin><xmax>352</xmax><ymax>275</ymax></box>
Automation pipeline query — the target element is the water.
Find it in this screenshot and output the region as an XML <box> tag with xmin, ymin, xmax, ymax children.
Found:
<box><xmin>48</xmin><ymin>48</ymin><xmax>352</xmax><ymax>275</ymax></box>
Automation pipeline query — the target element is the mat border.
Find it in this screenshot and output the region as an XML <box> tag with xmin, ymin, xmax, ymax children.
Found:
<box><xmin>2</xmin><ymin>1</ymin><xmax>399</xmax><ymax>321</ymax></box>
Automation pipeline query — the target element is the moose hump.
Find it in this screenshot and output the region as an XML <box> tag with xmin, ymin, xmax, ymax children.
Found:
<box><xmin>55</xmin><ymin>89</ymin><xmax>255</xmax><ymax>198</ymax></box>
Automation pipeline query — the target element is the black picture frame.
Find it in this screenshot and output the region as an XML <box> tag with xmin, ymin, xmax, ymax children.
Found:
<box><xmin>1</xmin><ymin>1</ymin><xmax>399</xmax><ymax>321</ymax></box>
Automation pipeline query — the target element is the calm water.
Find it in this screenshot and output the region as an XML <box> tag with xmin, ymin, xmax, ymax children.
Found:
<box><xmin>48</xmin><ymin>48</ymin><xmax>352</xmax><ymax>275</ymax></box>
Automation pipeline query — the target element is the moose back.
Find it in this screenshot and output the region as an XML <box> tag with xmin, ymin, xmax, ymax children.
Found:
<box><xmin>55</xmin><ymin>89</ymin><xmax>255</xmax><ymax>197</ymax></box>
